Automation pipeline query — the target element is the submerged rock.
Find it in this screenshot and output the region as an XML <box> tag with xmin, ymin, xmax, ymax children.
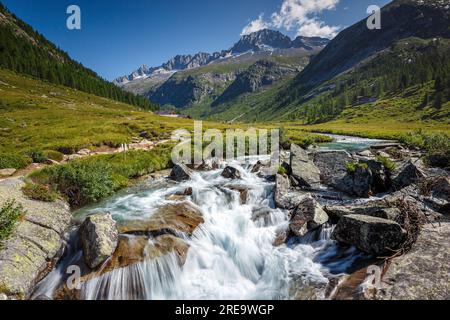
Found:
<box><xmin>290</xmin><ymin>144</ymin><xmax>321</xmax><ymax>188</ymax></box>
<box><xmin>117</xmin><ymin>202</ymin><xmax>204</xmax><ymax>237</ymax></box>
<box><xmin>80</xmin><ymin>213</ymin><xmax>118</xmax><ymax>269</ymax></box>
<box><xmin>221</xmin><ymin>166</ymin><xmax>241</xmax><ymax>179</ymax></box>
<box><xmin>169</xmin><ymin>164</ymin><xmax>193</xmax><ymax>182</ymax></box>
<box><xmin>289</xmin><ymin>195</ymin><xmax>329</xmax><ymax>237</ymax></box>
<box><xmin>332</xmin><ymin>214</ymin><xmax>407</xmax><ymax>256</ymax></box>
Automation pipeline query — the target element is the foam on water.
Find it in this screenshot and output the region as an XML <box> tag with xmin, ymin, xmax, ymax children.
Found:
<box><xmin>35</xmin><ymin>156</ymin><xmax>362</xmax><ymax>300</ymax></box>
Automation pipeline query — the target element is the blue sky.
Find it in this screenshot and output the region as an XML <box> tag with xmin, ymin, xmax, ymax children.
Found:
<box><xmin>2</xmin><ymin>0</ymin><xmax>390</xmax><ymax>80</ymax></box>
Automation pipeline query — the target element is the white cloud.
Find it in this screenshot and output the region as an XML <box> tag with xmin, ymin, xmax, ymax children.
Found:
<box><xmin>241</xmin><ymin>13</ymin><xmax>269</xmax><ymax>36</ymax></box>
<box><xmin>241</xmin><ymin>0</ymin><xmax>341</xmax><ymax>39</ymax></box>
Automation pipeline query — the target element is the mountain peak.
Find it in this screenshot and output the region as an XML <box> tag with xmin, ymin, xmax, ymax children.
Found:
<box><xmin>232</xmin><ymin>29</ymin><xmax>293</xmax><ymax>53</ymax></box>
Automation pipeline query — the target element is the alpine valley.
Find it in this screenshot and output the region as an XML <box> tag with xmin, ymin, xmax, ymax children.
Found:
<box><xmin>0</xmin><ymin>0</ymin><xmax>449</xmax><ymax>302</ymax></box>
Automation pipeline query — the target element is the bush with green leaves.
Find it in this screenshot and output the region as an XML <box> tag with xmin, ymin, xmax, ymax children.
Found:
<box><xmin>346</xmin><ymin>162</ymin><xmax>369</xmax><ymax>174</ymax></box>
<box><xmin>0</xmin><ymin>200</ymin><xmax>25</xmax><ymax>244</ymax></box>
<box><xmin>376</xmin><ymin>155</ymin><xmax>396</xmax><ymax>173</ymax></box>
<box><xmin>277</xmin><ymin>166</ymin><xmax>287</xmax><ymax>175</ymax></box>
<box><xmin>0</xmin><ymin>153</ymin><xmax>32</xmax><ymax>169</ymax></box>
<box><xmin>29</xmin><ymin>150</ymin><xmax>47</xmax><ymax>163</ymax></box>
<box><xmin>400</xmin><ymin>130</ymin><xmax>450</xmax><ymax>167</ymax></box>
<box><xmin>43</xmin><ymin>150</ymin><xmax>64</xmax><ymax>162</ymax></box>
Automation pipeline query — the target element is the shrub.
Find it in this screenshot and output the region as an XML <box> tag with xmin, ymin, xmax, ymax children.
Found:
<box><xmin>43</xmin><ymin>150</ymin><xmax>64</xmax><ymax>162</ymax></box>
<box><xmin>0</xmin><ymin>200</ymin><xmax>25</xmax><ymax>244</ymax></box>
<box><xmin>400</xmin><ymin>130</ymin><xmax>450</xmax><ymax>167</ymax></box>
<box><xmin>29</xmin><ymin>150</ymin><xmax>47</xmax><ymax>163</ymax></box>
<box><xmin>0</xmin><ymin>153</ymin><xmax>32</xmax><ymax>169</ymax></box>
<box><xmin>346</xmin><ymin>162</ymin><xmax>368</xmax><ymax>174</ymax></box>
<box><xmin>376</xmin><ymin>155</ymin><xmax>396</xmax><ymax>173</ymax></box>
<box><xmin>46</xmin><ymin>162</ymin><xmax>115</xmax><ymax>207</ymax></box>
<box><xmin>277</xmin><ymin>166</ymin><xmax>287</xmax><ymax>175</ymax></box>
<box><xmin>22</xmin><ymin>183</ymin><xmax>59</xmax><ymax>202</ymax></box>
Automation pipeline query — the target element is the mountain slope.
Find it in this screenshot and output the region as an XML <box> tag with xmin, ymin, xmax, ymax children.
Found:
<box><xmin>0</xmin><ymin>3</ymin><xmax>156</xmax><ymax>110</ymax></box>
<box><xmin>200</xmin><ymin>0</ymin><xmax>450</xmax><ymax>124</ymax></box>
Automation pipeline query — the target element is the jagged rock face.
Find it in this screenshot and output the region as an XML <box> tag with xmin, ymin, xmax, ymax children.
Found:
<box><xmin>294</xmin><ymin>0</ymin><xmax>450</xmax><ymax>88</ymax></box>
<box><xmin>231</xmin><ymin>29</ymin><xmax>293</xmax><ymax>53</ymax></box>
<box><xmin>213</xmin><ymin>60</ymin><xmax>298</xmax><ymax>106</ymax></box>
<box><xmin>149</xmin><ymin>72</ymin><xmax>237</xmax><ymax>108</ymax></box>
<box><xmin>114</xmin><ymin>29</ymin><xmax>328</xmax><ymax>87</ymax></box>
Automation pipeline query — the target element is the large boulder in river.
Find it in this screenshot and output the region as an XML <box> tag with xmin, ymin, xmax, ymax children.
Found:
<box><xmin>290</xmin><ymin>144</ymin><xmax>321</xmax><ymax>188</ymax></box>
<box><xmin>313</xmin><ymin>150</ymin><xmax>353</xmax><ymax>186</ymax></box>
<box><xmin>324</xmin><ymin>204</ymin><xmax>402</xmax><ymax>223</ymax></box>
<box><xmin>332</xmin><ymin>214</ymin><xmax>407</xmax><ymax>256</ymax></box>
<box><xmin>80</xmin><ymin>213</ymin><xmax>118</xmax><ymax>269</ymax></box>
<box><xmin>221</xmin><ymin>166</ymin><xmax>241</xmax><ymax>179</ymax></box>
<box><xmin>169</xmin><ymin>164</ymin><xmax>193</xmax><ymax>182</ymax></box>
<box><xmin>117</xmin><ymin>202</ymin><xmax>204</xmax><ymax>237</ymax></box>
<box><xmin>289</xmin><ymin>195</ymin><xmax>329</xmax><ymax>237</ymax></box>
<box><xmin>392</xmin><ymin>159</ymin><xmax>426</xmax><ymax>189</ymax></box>
<box><xmin>274</xmin><ymin>174</ymin><xmax>306</xmax><ymax>210</ymax></box>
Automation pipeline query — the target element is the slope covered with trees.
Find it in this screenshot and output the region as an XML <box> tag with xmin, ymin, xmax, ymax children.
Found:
<box><xmin>0</xmin><ymin>3</ymin><xmax>157</xmax><ymax>111</ymax></box>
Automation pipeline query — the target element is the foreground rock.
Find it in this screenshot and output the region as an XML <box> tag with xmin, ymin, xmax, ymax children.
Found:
<box><xmin>118</xmin><ymin>202</ymin><xmax>204</xmax><ymax>237</ymax></box>
<box><xmin>374</xmin><ymin>222</ymin><xmax>450</xmax><ymax>300</ymax></box>
<box><xmin>221</xmin><ymin>166</ymin><xmax>241</xmax><ymax>179</ymax></box>
<box><xmin>332</xmin><ymin>214</ymin><xmax>407</xmax><ymax>256</ymax></box>
<box><xmin>0</xmin><ymin>178</ymin><xmax>71</xmax><ymax>299</ymax></box>
<box><xmin>80</xmin><ymin>213</ymin><xmax>118</xmax><ymax>269</ymax></box>
<box><xmin>169</xmin><ymin>164</ymin><xmax>193</xmax><ymax>182</ymax></box>
<box><xmin>290</xmin><ymin>144</ymin><xmax>321</xmax><ymax>188</ymax></box>
<box><xmin>289</xmin><ymin>195</ymin><xmax>329</xmax><ymax>237</ymax></box>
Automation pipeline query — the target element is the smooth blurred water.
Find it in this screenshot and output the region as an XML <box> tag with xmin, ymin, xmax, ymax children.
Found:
<box><xmin>318</xmin><ymin>134</ymin><xmax>390</xmax><ymax>152</ymax></box>
<box><xmin>40</xmin><ymin>156</ymin><xmax>365</xmax><ymax>300</ymax></box>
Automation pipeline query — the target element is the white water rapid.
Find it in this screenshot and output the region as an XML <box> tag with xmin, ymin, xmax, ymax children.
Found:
<box><xmin>34</xmin><ymin>155</ymin><xmax>367</xmax><ymax>300</ymax></box>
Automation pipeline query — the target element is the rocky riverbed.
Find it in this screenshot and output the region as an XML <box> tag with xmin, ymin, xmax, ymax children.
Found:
<box><xmin>1</xmin><ymin>136</ymin><xmax>448</xmax><ymax>300</ymax></box>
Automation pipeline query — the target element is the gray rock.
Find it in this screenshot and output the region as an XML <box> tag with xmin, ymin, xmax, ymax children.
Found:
<box><xmin>392</xmin><ymin>159</ymin><xmax>426</xmax><ymax>189</ymax></box>
<box><xmin>0</xmin><ymin>178</ymin><xmax>71</xmax><ymax>299</ymax></box>
<box><xmin>290</xmin><ymin>144</ymin><xmax>321</xmax><ymax>188</ymax></box>
<box><xmin>289</xmin><ymin>195</ymin><xmax>329</xmax><ymax>237</ymax></box>
<box><xmin>336</xmin><ymin>166</ymin><xmax>373</xmax><ymax>198</ymax></box>
<box><xmin>0</xmin><ymin>168</ymin><xmax>16</xmax><ymax>177</ymax></box>
<box><xmin>274</xmin><ymin>174</ymin><xmax>306</xmax><ymax>210</ymax></box>
<box><xmin>374</xmin><ymin>222</ymin><xmax>450</xmax><ymax>300</ymax></box>
<box><xmin>313</xmin><ymin>150</ymin><xmax>353</xmax><ymax>186</ymax></box>
<box><xmin>324</xmin><ymin>204</ymin><xmax>402</xmax><ymax>223</ymax></box>
<box><xmin>221</xmin><ymin>166</ymin><xmax>241</xmax><ymax>180</ymax></box>
<box><xmin>80</xmin><ymin>213</ymin><xmax>119</xmax><ymax>269</ymax></box>
<box><xmin>361</xmin><ymin>159</ymin><xmax>390</xmax><ymax>193</ymax></box>
<box><xmin>332</xmin><ymin>214</ymin><xmax>407</xmax><ymax>256</ymax></box>
<box><xmin>169</xmin><ymin>164</ymin><xmax>193</xmax><ymax>182</ymax></box>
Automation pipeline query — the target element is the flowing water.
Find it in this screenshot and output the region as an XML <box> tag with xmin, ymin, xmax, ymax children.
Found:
<box><xmin>34</xmin><ymin>135</ymin><xmax>384</xmax><ymax>300</ymax></box>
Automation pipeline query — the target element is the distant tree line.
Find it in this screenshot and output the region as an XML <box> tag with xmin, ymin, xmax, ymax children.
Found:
<box><xmin>0</xmin><ymin>3</ymin><xmax>158</xmax><ymax>111</ymax></box>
